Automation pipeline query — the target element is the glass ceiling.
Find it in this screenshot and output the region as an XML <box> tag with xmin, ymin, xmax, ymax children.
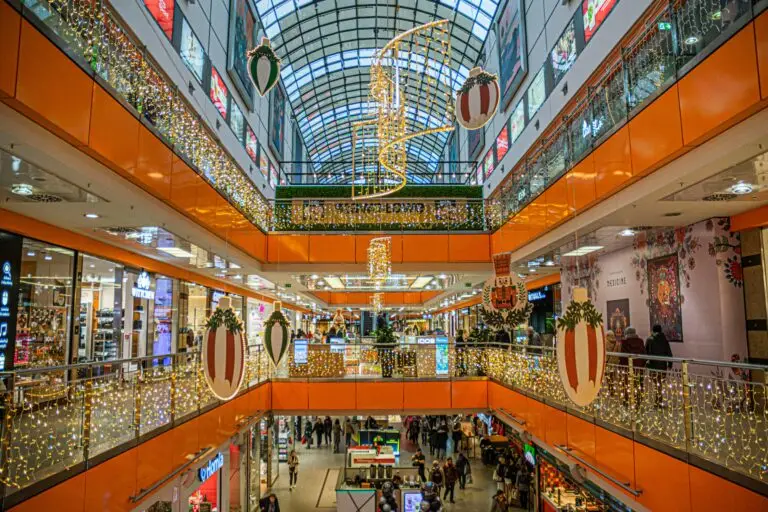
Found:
<box><xmin>255</xmin><ymin>0</ymin><xmax>500</xmax><ymax>183</ymax></box>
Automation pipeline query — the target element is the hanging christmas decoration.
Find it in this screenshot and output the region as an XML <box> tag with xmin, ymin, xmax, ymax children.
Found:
<box><xmin>203</xmin><ymin>296</ymin><xmax>246</xmax><ymax>401</ymax></box>
<box><xmin>480</xmin><ymin>274</ymin><xmax>533</xmax><ymax>330</ymax></box>
<box><xmin>556</xmin><ymin>287</ymin><xmax>607</xmax><ymax>407</ymax></box>
<box><xmin>332</xmin><ymin>308</ymin><xmax>346</xmax><ymax>330</ymax></box>
<box><xmin>371</xmin><ymin>293</ymin><xmax>384</xmax><ymax>313</ymax></box>
<box><xmin>368</xmin><ymin>237</ymin><xmax>392</xmax><ymax>284</ymax></box>
<box><xmin>456</xmin><ymin>67</ymin><xmax>500</xmax><ymax>130</ymax></box>
<box><xmin>247</xmin><ymin>37</ymin><xmax>281</xmax><ymax>97</ymax></box>
<box><xmin>264</xmin><ymin>301</ymin><xmax>290</xmax><ymax>366</ymax></box>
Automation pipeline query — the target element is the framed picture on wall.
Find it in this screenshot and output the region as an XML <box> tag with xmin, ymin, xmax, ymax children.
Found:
<box><xmin>270</xmin><ymin>85</ymin><xmax>286</xmax><ymax>159</ymax></box>
<box><xmin>606</xmin><ymin>299</ymin><xmax>630</xmax><ymax>339</ymax></box>
<box><xmin>496</xmin><ymin>0</ymin><xmax>528</xmax><ymax>111</ymax></box>
<box><xmin>227</xmin><ymin>0</ymin><xmax>257</xmax><ymax>108</ymax></box>
<box><xmin>647</xmin><ymin>254</ymin><xmax>683</xmax><ymax>342</ymax></box>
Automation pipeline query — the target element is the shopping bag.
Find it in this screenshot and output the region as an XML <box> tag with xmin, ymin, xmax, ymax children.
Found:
<box><xmin>466</xmin><ymin>474</ymin><xmax>473</xmax><ymax>485</ymax></box>
<box><xmin>301</xmin><ymin>436</ymin><xmax>307</xmax><ymax>445</ymax></box>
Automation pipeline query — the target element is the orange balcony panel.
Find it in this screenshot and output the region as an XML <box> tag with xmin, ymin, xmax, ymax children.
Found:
<box><xmin>420</xmin><ymin>291</ymin><xmax>440</xmax><ymax>302</ymax></box>
<box><xmin>689</xmin><ymin>465</ymin><xmax>768</xmax><ymax>511</ymax></box>
<box><xmin>136</xmin><ymin>430</ymin><xmax>174</xmax><ymax>496</ymax></box>
<box><xmin>403</xmin><ymin>292</ymin><xmax>421</xmax><ymax>304</ymax></box>
<box><xmin>345</xmin><ymin>292</ymin><xmax>371</xmax><ymax>305</ymax></box>
<box><xmin>84</xmin><ymin>448</ymin><xmax>137</xmax><ymax>512</ymax></box>
<box><xmin>524</xmin><ymin>396</ymin><xmax>546</xmax><ymax>439</ymax></box>
<box><xmin>678</xmin><ymin>24</ymin><xmax>761</xmax><ymax>146</ymax></box>
<box><xmin>309</xmin><ymin>235</ymin><xmax>355</xmax><ymax>263</ymax></box>
<box><xmin>193</xmin><ymin>184</ymin><xmax>221</xmax><ymax>229</ymax></box>
<box><xmin>448</xmin><ymin>234</ymin><xmax>490</xmax><ymax>262</ymax></box>
<box><xmin>312</xmin><ymin>291</ymin><xmax>332</xmax><ymax>303</ymax></box>
<box><xmin>271</xmin><ymin>381</ymin><xmax>309</xmax><ymax>410</ymax></box>
<box><xmin>88</xmin><ymin>85</ymin><xmax>139</xmax><ymax>176</ymax></box>
<box><xmin>309</xmin><ymin>382</ymin><xmax>356</xmax><ymax>409</ymax></box>
<box><xmin>402</xmin><ymin>235</ymin><xmax>448</xmax><ymax>262</ymax></box>
<box><xmin>217</xmin><ymin>200</ymin><xmax>242</xmax><ymax>233</ymax></box>
<box><xmin>356</xmin><ymin>382</ymin><xmax>404</xmax><ymax>410</ymax></box>
<box><xmin>508</xmin><ymin>210</ymin><xmax>530</xmax><ymax>251</ymax></box>
<box><xmin>229</xmin><ymin>225</ymin><xmax>265</xmax><ymax>261</ymax></box>
<box><xmin>543</xmin><ymin>405</ymin><xmax>567</xmax><ymax>448</ymax></box>
<box><xmin>757</xmin><ymin>11</ymin><xmax>768</xmax><ymax>99</ymax></box>
<box><xmin>135</xmin><ymin>125</ymin><xmax>172</xmax><ymax>200</ymax></box>
<box><xmin>404</xmin><ymin>381</ymin><xmax>450</xmax><ymax>409</ymax></box>
<box><xmin>329</xmin><ymin>292</ymin><xmax>349</xmax><ymax>305</ymax></box>
<box><xmin>9</xmin><ymin>473</ymin><xmax>85</xmax><ymax>512</ymax></box>
<box><xmin>528</xmin><ymin>199</ymin><xmax>547</xmax><ymax>239</ymax></box>
<box><xmin>629</xmin><ymin>84</ymin><xmax>685</xmax><ymax>176</ymax></box>
<box><xmin>634</xmin><ymin>441</ymin><xmax>691</xmax><ymax>512</ymax></box>
<box><xmin>566</xmin><ymin>415</ymin><xmax>596</xmax><ymax>463</ymax></box>
<box><xmin>249</xmin><ymin>382</ymin><xmax>272</xmax><ymax>412</ymax></box>
<box><xmin>267</xmin><ymin>234</ymin><xmax>310</xmax><ymax>263</ymax></box>
<box><xmin>544</xmin><ymin>177</ymin><xmax>570</xmax><ymax>228</ymax></box>
<box><xmin>383</xmin><ymin>292</ymin><xmax>404</xmax><ymax>305</ymax></box>
<box><xmin>594</xmin><ymin>126</ymin><xmax>632</xmax><ymax>199</ymax></box>
<box><xmin>170</xmin><ymin>417</ymin><xmax>200</xmax><ymax>470</ymax></box>
<box><xmin>0</xmin><ymin>3</ymin><xmax>21</xmax><ymax>98</ymax></box>
<box><xmin>355</xmin><ymin>234</ymin><xmax>403</xmax><ymax>263</ymax></box>
<box><xmin>451</xmin><ymin>380</ymin><xmax>488</xmax><ymax>409</ymax></box>
<box><xmin>170</xmin><ymin>156</ymin><xmax>200</xmax><ymax>217</ymax></box>
<box><xmin>565</xmin><ymin>155</ymin><xmax>596</xmax><ymax>213</ymax></box>
<box><xmin>197</xmin><ymin>406</ymin><xmax>230</xmax><ymax>450</ymax></box>
<box><xmin>595</xmin><ymin>425</ymin><xmax>635</xmax><ymax>490</ymax></box>
<box><xmin>15</xmin><ymin>20</ymin><xmax>93</xmax><ymax>146</ymax></box>
<box><xmin>490</xmin><ymin>229</ymin><xmax>502</xmax><ymax>255</ymax></box>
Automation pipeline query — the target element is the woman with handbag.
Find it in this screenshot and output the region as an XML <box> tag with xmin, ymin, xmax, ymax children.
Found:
<box><xmin>493</xmin><ymin>456</ymin><xmax>507</xmax><ymax>492</ymax></box>
<box><xmin>287</xmin><ymin>450</ymin><xmax>299</xmax><ymax>490</ymax></box>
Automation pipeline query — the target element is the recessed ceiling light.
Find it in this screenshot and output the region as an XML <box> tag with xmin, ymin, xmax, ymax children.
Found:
<box><xmin>89</xmin><ymin>264</ymin><xmax>95</xmax><ymax>269</ymax></box>
<box><xmin>730</xmin><ymin>181</ymin><xmax>754</xmax><ymax>195</ymax></box>
<box><xmin>325</xmin><ymin>276</ymin><xmax>344</xmax><ymax>289</ymax></box>
<box><xmin>684</xmin><ymin>35</ymin><xmax>700</xmax><ymax>45</ymax></box>
<box><xmin>157</xmin><ymin>247</ymin><xmax>195</xmax><ymax>258</ymax></box>
<box><xmin>620</xmin><ymin>228</ymin><xmax>636</xmax><ymax>237</ymax></box>
<box><xmin>233</xmin><ymin>275</ymin><xmax>243</xmax><ymax>280</ymax></box>
<box><xmin>11</xmin><ymin>184</ymin><xmax>33</xmax><ymax>196</ymax></box>
<box><xmin>84</xmin><ymin>213</ymin><xmax>100</xmax><ymax>219</ymax></box>
<box><xmin>563</xmin><ymin>246</ymin><xmax>604</xmax><ymax>257</ymax></box>
<box><xmin>11</xmin><ymin>156</ymin><xmax>22</xmax><ymax>172</ymax></box>
<box><xmin>544</xmin><ymin>259</ymin><xmax>555</xmax><ymax>266</ymax></box>
<box><xmin>26</xmin><ymin>251</ymin><xmax>36</xmax><ymax>257</ymax></box>
<box><xmin>438</xmin><ymin>274</ymin><xmax>448</xmax><ymax>279</ymax></box>
<box><xmin>44</xmin><ymin>254</ymin><xmax>53</xmax><ymax>261</ymax></box>
<box><xmin>411</xmin><ymin>276</ymin><xmax>434</xmax><ymax>289</ymax></box>
<box><xmin>311</xmin><ymin>274</ymin><xmax>319</xmax><ymax>279</ymax></box>
<box><xmin>109</xmin><ymin>268</ymin><xmax>114</xmax><ymax>272</ymax></box>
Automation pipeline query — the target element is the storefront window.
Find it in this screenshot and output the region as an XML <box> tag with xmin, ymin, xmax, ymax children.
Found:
<box><xmin>121</xmin><ymin>270</ymin><xmax>157</xmax><ymax>363</ymax></box>
<box><xmin>78</xmin><ymin>255</ymin><xmax>123</xmax><ymax>363</ymax></box>
<box><xmin>15</xmin><ymin>239</ymin><xmax>74</xmax><ymax>369</ymax></box>
<box><xmin>151</xmin><ymin>276</ymin><xmax>177</xmax><ymax>360</ymax></box>
<box><xmin>178</xmin><ymin>282</ymin><xmax>208</xmax><ymax>352</ymax></box>
<box><xmin>246</xmin><ymin>298</ymin><xmax>267</xmax><ymax>348</ymax></box>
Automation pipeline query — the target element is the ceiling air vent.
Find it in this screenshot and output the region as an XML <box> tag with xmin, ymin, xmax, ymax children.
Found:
<box><xmin>27</xmin><ymin>193</ymin><xmax>63</xmax><ymax>203</ymax></box>
<box><xmin>702</xmin><ymin>193</ymin><xmax>737</xmax><ymax>202</ymax></box>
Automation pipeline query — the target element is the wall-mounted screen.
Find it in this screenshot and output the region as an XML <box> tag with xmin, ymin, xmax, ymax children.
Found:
<box><xmin>509</xmin><ymin>99</ymin><xmax>525</xmax><ymax>144</ymax></box>
<box><xmin>210</xmin><ymin>67</ymin><xmax>229</xmax><ymax>119</ymax></box>
<box><xmin>180</xmin><ymin>18</ymin><xmax>205</xmax><ymax>82</ymax></box>
<box><xmin>551</xmin><ymin>20</ymin><xmax>577</xmax><ymax>86</ymax></box>
<box><xmin>246</xmin><ymin>126</ymin><xmax>258</xmax><ymax>163</ymax></box>
<box><xmin>496</xmin><ymin>0</ymin><xmax>528</xmax><ymax>109</ymax></box>
<box><xmin>583</xmin><ymin>0</ymin><xmax>619</xmax><ymax>43</ymax></box>
<box><xmin>527</xmin><ymin>67</ymin><xmax>546</xmax><ymax>119</ymax></box>
<box><xmin>496</xmin><ymin>125</ymin><xmax>509</xmax><ymax>162</ymax></box>
<box><xmin>143</xmin><ymin>0</ymin><xmax>174</xmax><ymax>40</ymax></box>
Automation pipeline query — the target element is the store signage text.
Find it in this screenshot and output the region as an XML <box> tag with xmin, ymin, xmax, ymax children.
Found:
<box><xmin>606</xmin><ymin>272</ymin><xmax>627</xmax><ymax>288</ymax></box>
<box><xmin>132</xmin><ymin>271</ymin><xmax>155</xmax><ymax>299</ymax></box>
<box><xmin>528</xmin><ymin>290</ymin><xmax>547</xmax><ymax>301</ymax></box>
<box><xmin>198</xmin><ymin>452</ymin><xmax>224</xmax><ymax>482</ymax></box>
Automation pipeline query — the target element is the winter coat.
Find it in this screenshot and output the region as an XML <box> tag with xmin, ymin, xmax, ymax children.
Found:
<box><xmin>324</xmin><ymin>418</ymin><xmax>333</xmax><ymax>433</ymax></box>
<box><xmin>345</xmin><ymin>421</ymin><xmax>355</xmax><ymax>435</ymax></box>
<box><xmin>490</xmin><ymin>495</ymin><xmax>507</xmax><ymax>512</ymax></box>
<box><xmin>430</xmin><ymin>467</ymin><xmax>443</xmax><ymax>485</ymax></box>
<box><xmin>443</xmin><ymin>463</ymin><xmax>459</xmax><ymax>485</ymax></box>
<box><xmin>619</xmin><ymin>336</ymin><xmax>647</xmax><ymax>367</ymax></box>
<box><xmin>313</xmin><ymin>422</ymin><xmax>324</xmax><ymax>435</ymax></box>
<box><xmin>456</xmin><ymin>455</ymin><xmax>470</xmax><ymax>475</ymax></box>
<box><xmin>646</xmin><ymin>333</ymin><xmax>673</xmax><ymax>371</ymax></box>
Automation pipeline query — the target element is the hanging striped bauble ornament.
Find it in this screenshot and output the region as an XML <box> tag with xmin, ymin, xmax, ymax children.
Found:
<box><xmin>203</xmin><ymin>296</ymin><xmax>246</xmax><ymax>401</ymax></box>
<box><xmin>456</xmin><ymin>67</ymin><xmax>500</xmax><ymax>130</ymax></box>
<box><xmin>264</xmin><ymin>301</ymin><xmax>290</xmax><ymax>367</ymax></box>
<box><xmin>247</xmin><ymin>37</ymin><xmax>281</xmax><ymax>97</ymax></box>
<box><xmin>555</xmin><ymin>287</ymin><xmax>607</xmax><ymax>407</ymax></box>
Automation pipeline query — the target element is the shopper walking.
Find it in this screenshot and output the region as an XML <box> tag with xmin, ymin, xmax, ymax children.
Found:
<box><xmin>429</xmin><ymin>460</ymin><xmax>444</xmax><ymax>497</ymax></box>
<box><xmin>504</xmin><ymin>458</ymin><xmax>516</xmax><ymax>499</ymax></box>
<box><xmin>345</xmin><ymin>417</ymin><xmax>355</xmax><ymax>447</ymax></box>
<box><xmin>259</xmin><ymin>493</ymin><xmax>280</xmax><ymax>512</ymax></box>
<box><xmin>333</xmin><ymin>419</ymin><xmax>342</xmax><ymax>453</ymax></box>
<box><xmin>456</xmin><ymin>452</ymin><xmax>470</xmax><ymax>489</ymax></box>
<box><xmin>303</xmin><ymin>419</ymin><xmax>313</xmax><ymax>449</ymax></box>
<box><xmin>313</xmin><ymin>417</ymin><xmax>324</xmax><ymax>448</ymax></box>
<box><xmin>646</xmin><ymin>324</ymin><xmax>673</xmax><ymax>407</ymax></box>
<box><xmin>411</xmin><ymin>447</ymin><xmax>427</xmax><ymax>482</ymax></box>
<box><xmin>436</xmin><ymin>421</ymin><xmax>449</xmax><ymax>459</ymax></box>
<box><xmin>451</xmin><ymin>421</ymin><xmax>463</xmax><ymax>454</ymax></box>
<box><xmin>442</xmin><ymin>457</ymin><xmax>458</xmax><ymax>503</ymax></box>
<box><xmin>323</xmin><ymin>416</ymin><xmax>333</xmax><ymax>445</ymax></box>
<box><xmin>421</xmin><ymin>417</ymin><xmax>429</xmax><ymax>446</ymax></box>
<box><xmin>490</xmin><ymin>490</ymin><xmax>507</xmax><ymax>512</ymax></box>
<box><xmin>516</xmin><ymin>464</ymin><xmax>531</xmax><ymax>509</ymax></box>
<box><xmin>429</xmin><ymin>423</ymin><xmax>438</xmax><ymax>456</ymax></box>
<box><xmin>287</xmin><ymin>450</ymin><xmax>299</xmax><ymax>490</ymax></box>
<box><xmin>494</xmin><ymin>457</ymin><xmax>507</xmax><ymax>492</ymax></box>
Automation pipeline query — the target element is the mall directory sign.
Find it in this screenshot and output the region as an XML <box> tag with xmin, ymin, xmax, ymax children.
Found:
<box><xmin>0</xmin><ymin>233</ymin><xmax>22</xmax><ymax>371</ymax></box>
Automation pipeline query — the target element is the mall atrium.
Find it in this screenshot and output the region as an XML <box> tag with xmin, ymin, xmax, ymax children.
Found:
<box><xmin>0</xmin><ymin>0</ymin><xmax>767</xmax><ymax>511</ymax></box>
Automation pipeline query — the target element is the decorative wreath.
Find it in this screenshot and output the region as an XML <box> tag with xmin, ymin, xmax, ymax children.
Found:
<box><xmin>206</xmin><ymin>307</ymin><xmax>243</xmax><ymax>334</ymax></box>
<box><xmin>481</xmin><ymin>276</ymin><xmax>533</xmax><ymax>329</ymax></box>
<box><xmin>247</xmin><ymin>43</ymin><xmax>280</xmax><ymax>65</ymax></box>
<box><xmin>458</xmin><ymin>69</ymin><xmax>498</xmax><ymax>95</ymax></box>
<box><xmin>556</xmin><ymin>299</ymin><xmax>603</xmax><ymax>332</ymax></box>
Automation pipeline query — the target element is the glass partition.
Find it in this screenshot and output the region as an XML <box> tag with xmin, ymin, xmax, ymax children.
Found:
<box><xmin>78</xmin><ymin>255</ymin><xmax>124</xmax><ymax>363</ymax></box>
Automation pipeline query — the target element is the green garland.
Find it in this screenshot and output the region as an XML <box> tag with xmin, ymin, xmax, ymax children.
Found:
<box><xmin>459</xmin><ymin>71</ymin><xmax>498</xmax><ymax>95</ymax></box>
<box><xmin>264</xmin><ymin>310</ymin><xmax>289</xmax><ymax>331</ymax></box>
<box><xmin>556</xmin><ymin>300</ymin><xmax>603</xmax><ymax>332</ymax></box>
<box><xmin>247</xmin><ymin>44</ymin><xmax>280</xmax><ymax>64</ymax></box>
<box><xmin>481</xmin><ymin>302</ymin><xmax>534</xmax><ymax>330</ymax></box>
<box><xmin>206</xmin><ymin>307</ymin><xmax>243</xmax><ymax>334</ymax></box>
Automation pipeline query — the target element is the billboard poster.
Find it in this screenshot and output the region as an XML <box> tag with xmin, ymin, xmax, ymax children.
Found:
<box><xmin>496</xmin><ymin>0</ymin><xmax>527</xmax><ymax>110</ymax></box>
<box><xmin>270</xmin><ymin>86</ymin><xmax>286</xmax><ymax>158</ymax></box>
<box><xmin>527</xmin><ymin>67</ymin><xmax>546</xmax><ymax>119</ymax></box>
<box><xmin>551</xmin><ymin>20</ymin><xmax>577</xmax><ymax>86</ymax></box>
<box><xmin>483</xmin><ymin>148</ymin><xmax>495</xmax><ymax>180</ymax></box>
<box><xmin>496</xmin><ymin>125</ymin><xmax>509</xmax><ymax>162</ymax></box>
<box><xmin>259</xmin><ymin>144</ymin><xmax>269</xmax><ymax>183</ymax></box>
<box><xmin>509</xmin><ymin>99</ymin><xmax>525</xmax><ymax>143</ymax></box>
<box><xmin>180</xmin><ymin>19</ymin><xmax>205</xmax><ymax>82</ymax></box>
<box><xmin>583</xmin><ymin>0</ymin><xmax>619</xmax><ymax>43</ymax></box>
<box><xmin>143</xmin><ymin>0</ymin><xmax>174</xmax><ymax>40</ymax></box>
<box><xmin>210</xmin><ymin>67</ymin><xmax>229</xmax><ymax>119</ymax></box>
<box><xmin>246</xmin><ymin>126</ymin><xmax>258</xmax><ymax>163</ymax></box>
<box><xmin>228</xmin><ymin>0</ymin><xmax>256</xmax><ymax>106</ymax></box>
<box><xmin>0</xmin><ymin>232</ymin><xmax>22</xmax><ymax>371</ymax></box>
<box><xmin>435</xmin><ymin>336</ymin><xmax>449</xmax><ymax>375</ymax></box>
<box><xmin>293</xmin><ymin>339</ymin><xmax>308</xmax><ymax>364</ymax></box>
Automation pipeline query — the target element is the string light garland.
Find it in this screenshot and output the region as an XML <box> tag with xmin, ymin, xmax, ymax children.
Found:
<box><xmin>367</xmin><ymin>237</ymin><xmax>392</xmax><ymax>285</ymax></box>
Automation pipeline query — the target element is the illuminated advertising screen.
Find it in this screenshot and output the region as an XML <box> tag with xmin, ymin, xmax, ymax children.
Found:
<box><xmin>230</xmin><ymin>102</ymin><xmax>245</xmax><ymax>143</ymax></box>
<box><xmin>527</xmin><ymin>67</ymin><xmax>546</xmax><ymax>119</ymax></box>
<box><xmin>496</xmin><ymin>0</ymin><xmax>527</xmax><ymax>109</ymax></box>
<box><xmin>416</xmin><ymin>336</ymin><xmax>435</xmax><ymax>345</ymax></box>
<box><xmin>583</xmin><ymin>0</ymin><xmax>619</xmax><ymax>43</ymax></box>
<box><xmin>435</xmin><ymin>336</ymin><xmax>449</xmax><ymax>375</ymax></box>
<box><xmin>476</xmin><ymin>162</ymin><xmax>483</xmax><ymax>185</ymax></box>
<box><xmin>483</xmin><ymin>149</ymin><xmax>495</xmax><ymax>180</ymax></box>
<box><xmin>294</xmin><ymin>339</ymin><xmax>308</xmax><ymax>364</ymax></box>
<box><xmin>496</xmin><ymin>125</ymin><xmax>509</xmax><ymax>162</ymax></box>
<box><xmin>403</xmin><ymin>490</ymin><xmax>423</xmax><ymax>512</ymax></box>
<box><xmin>269</xmin><ymin>161</ymin><xmax>279</xmax><ymax>187</ymax></box>
<box><xmin>144</xmin><ymin>0</ymin><xmax>174</xmax><ymax>40</ymax></box>
<box><xmin>551</xmin><ymin>20</ymin><xmax>577</xmax><ymax>86</ymax></box>
<box><xmin>246</xmin><ymin>126</ymin><xmax>258</xmax><ymax>163</ymax></box>
<box><xmin>180</xmin><ymin>19</ymin><xmax>205</xmax><ymax>82</ymax></box>
<box><xmin>210</xmin><ymin>67</ymin><xmax>229</xmax><ymax>119</ymax></box>
<box><xmin>259</xmin><ymin>145</ymin><xmax>269</xmax><ymax>182</ymax></box>
<box><xmin>509</xmin><ymin>100</ymin><xmax>525</xmax><ymax>143</ymax></box>
<box><xmin>329</xmin><ymin>337</ymin><xmax>346</xmax><ymax>354</ymax></box>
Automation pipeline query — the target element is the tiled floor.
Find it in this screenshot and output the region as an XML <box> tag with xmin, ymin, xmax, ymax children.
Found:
<box><xmin>267</xmin><ymin>418</ymin><xmax>526</xmax><ymax>511</ymax></box>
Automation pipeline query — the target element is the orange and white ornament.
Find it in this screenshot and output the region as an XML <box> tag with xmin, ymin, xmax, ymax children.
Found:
<box><xmin>456</xmin><ymin>67</ymin><xmax>500</xmax><ymax>130</ymax></box>
<box><xmin>203</xmin><ymin>296</ymin><xmax>246</xmax><ymax>401</ymax></box>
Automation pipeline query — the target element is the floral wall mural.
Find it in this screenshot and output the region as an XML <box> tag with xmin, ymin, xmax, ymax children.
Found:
<box><xmin>561</xmin><ymin>218</ymin><xmax>747</xmax><ymax>360</ymax></box>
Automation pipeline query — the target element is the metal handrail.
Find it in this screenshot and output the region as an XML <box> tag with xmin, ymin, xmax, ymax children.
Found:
<box><xmin>555</xmin><ymin>444</ymin><xmax>643</xmax><ymax>497</ymax></box>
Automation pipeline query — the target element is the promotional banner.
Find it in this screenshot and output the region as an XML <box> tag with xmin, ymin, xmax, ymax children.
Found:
<box><xmin>0</xmin><ymin>233</ymin><xmax>22</xmax><ymax>371</ymax></box>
